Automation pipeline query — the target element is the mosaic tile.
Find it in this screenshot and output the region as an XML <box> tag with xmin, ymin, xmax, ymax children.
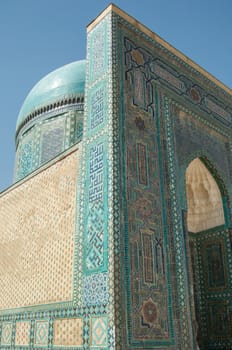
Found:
<box><xmin>79</xmin><ymin>11</ymin><xmax>113</xmax><ymax>348</ymax></box>
<box><xmin>85</xmin><ymin>201</ymin><xmax>105</xmax><ymax>271</ymax></box>
<box><xmin>18</xmin><ymin>134</ymin><xmax>33</xmax><ymax>180</ymax></box>
<box><xmin>1</xmin><ymin>322</ymin><xmax>12</xmax><ymax>346</ymax></box>
<box><xmin>89</xmin><ymin>82</ymin><xmax>106</xmax><ymax>131</ymax></box>
<box><xmin>121</xmin><ymin>40</ymin><xmax>172</xmax><ymax>344</ymax></box>
<box><xmin>83</xmin><ymin>273</ymin><xmax>108</xmax><ymax>305</ymax></box>
<box><xmin>204</xmin><ymin>97</ymin><xmax>231</xmax><ymax>122</ymax></box>
<box><xmin>88</xmin><ymin>143</ymin><xmax>104</xmax><ymax>203</ymax></box>
<box><xmin>151</xmin><ymin>61</ymin><xmax>186</xmax><ymax>92</ymax></box>
<box><xmin>91</xmin><ymin>316</ymin><xmax>108</xmax><ymax>347</ymax></box>
<box><xmin>34</xmin><ymin>320</ymin><xmax>49</xmax><ymax>347</ymax></box>
<box><xmin>15</xmin><ymin>107</ymin><xmax>83</xmax><ymax>181</ymax></box>
<box><xmin>40</xmin><ymin>118</ymin><xmax>64</xmax><ymax>164</ymax></box>
<box><xmin>89</xmin><ymin>20</ymin><xmax>108</xmax><ymax>83</ymax></box>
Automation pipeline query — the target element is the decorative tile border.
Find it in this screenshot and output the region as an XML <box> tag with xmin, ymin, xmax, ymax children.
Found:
<box><xmin>163</xmin><ymin>96</ymin><xmax>193</xmax><ymax>349</ymax></box>
<box><xmin>1</xmin><ymin>322</ymin><xmax>13</xmax><ymax>346</ymax></box>
<box><xmin>76</xmin><ymin>11</ymin><xmax>115</xmax><ymax>349</ymax></box>
<box><xmin>90</xmin><ymin>316</ymin><xmax>108</xmax><ymax>347</ymax></box>
<box><xmin>34</xmin><ymin>320</ymin><xmax>49</xmax><ymax>347</ymax></box>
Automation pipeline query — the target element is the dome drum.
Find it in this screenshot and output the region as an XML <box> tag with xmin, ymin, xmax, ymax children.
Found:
<box><xmin>15</xmin><ymin>96</ymin><xmax>84</xmax><ymax>145</ymax></box>
<box><xmin>14</xmin><ymin>60</ymin><xmax>86</xmax><ymax>182</ymax></box>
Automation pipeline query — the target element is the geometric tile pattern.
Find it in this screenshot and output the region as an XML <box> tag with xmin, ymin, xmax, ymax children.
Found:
<box><xmin>18</xmin><ymin>138</ymin><xmax>33</xmax><ymax>180</ymax></box>
<box><xmin>15</xmin><ymin>321</ymin><xmax>30</xmax><ymax>346</ymax></box>
<box><xmin>53</xmin><ymin>318</ymin><xmax>83</xmax><ymax>346</ymax></box>
<box><xmin>89</xmin><ymin>20</ymin><xmax>107</xmax><ymax>83</ymax></box>
<box><xmin>85</xmin><ymin>201</ymin><xmax>105</xmax><ymax>271</ymax></box>
<box><xmin>79</xmin><ymin>22</ymin><xmax>112</xmax><ymax>349</ymax></box>
<box><xmin>15</xmin><ymin>106</ymin><xmax>83</xmax><ymax>182</ymax></box>
<box><xmin>189</xmin><ymin>229</ymin><xmax>231</xmax><ymax>349</ymax></box>
<box><xmin>83</xmin><ymin>273</ymin><xmax>108</xmax><ymax>305</ymax></box>
<box><xmin>83</xmin><ymin>10</ymin><xmax>112</xmax><ymax>348</ymax></box>
<box><xmin>89</xmin><ymin>143</ymin><xmax>104</xmax><ymax>203</ymax></box>
<box><xmin>205</xmin><ymin>97</ymin><xmax>231</xmax><ymax>122</ymax></box>
<box><xmin>83</xmin><ymin>136</ymin><xmax>108</xmax><ymax>274</ymax></box>
<box><xmin>1</xmin><ymin>322</ymin><xmax>13</xmax><ymax>346</ymax></box>
<box><xmin>34</xmin><ymin>320</ymin><xmax>49</xmax><ymax>346</ymax></box>
<box><xmin>40</xmin><ymin>119</ymin><xmax>64</xmax><ymax>164</ymax></box>
<box><xmin>164</xmin><ymin>98</ymin><xmax>191</xmax><ymax>349</ymax></box>
<box><xmin>152</xmin><ymin>62</ymin><xmax>186</xmax><ymax>92</ymax></box>
<box><xmin>122</xmin><ymin>37</ymin><xmax>171</xmax><ymax>345</ymax></box>
<box><xmin>90</xmin><ymin>84</ymin><xmax>105</xmax><ymax>131</ymax></box>
<box><xmin>74</xmin><ymin>112</ymin><xmax>84</xmax><ymax>142</ymax></box>
<box><xmin>91</xmin><ymin>316</ymin><xmax>108</xmax><ymax>347</ymax></box>
<box><xmin>174</xmin><ymin>108</ymin><xmax>230</xmax><ymax>185</ymax></box>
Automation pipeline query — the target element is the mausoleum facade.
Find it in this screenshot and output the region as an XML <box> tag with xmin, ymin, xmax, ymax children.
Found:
<box><xmin>0</xmin><ymin>4</ymin><xmax>232</xmax><ymax>350</ymax></box>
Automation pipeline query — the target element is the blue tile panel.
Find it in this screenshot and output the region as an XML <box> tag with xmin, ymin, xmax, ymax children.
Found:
<box><xmin>34</xmin><ymin>320</ymin><xmax>49</xmax><ymax>347</ymax></box>
<box><xmin>117</xmin><ymin>11</ymin><xmax>232</xmax><ymax>349</ymax></box>
<box><xmin>89</xmin><ymin>82</ymin><xmax>106</xmax><ymax>132</ymax></box>
<box><xmin>40</xmin><ymin>122</ymin><xmax>64</xmax><ymax>164</ymax></box>
<box><xmin>83</xmin><ymin>273</ymin><xmax>108</xmax><ymax>306</ymax></box>
<box><xmin>75</xmin><ymin>12</ymin><xmax>114</xmax><ymax>350</ymax></box>
<box><xmin>89</xmin><ymin>21</ymin><xmax>108</xmax><ymax>84</ymax></box>
<box><xmin>15</xmin><ymin>109</ymin><xmax>83</xmax><ymax>181</ymax></box>
<box><xmin>120</xmin><ymin>37</ymin><xmax>174</xmax><ymax>347</ymax></box>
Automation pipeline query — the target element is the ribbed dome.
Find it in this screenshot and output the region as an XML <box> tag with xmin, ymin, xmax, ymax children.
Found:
<box><xmin>16</xmin><ymin>60</ymin><xmax>86</xmax><ymax>132</ymax></box>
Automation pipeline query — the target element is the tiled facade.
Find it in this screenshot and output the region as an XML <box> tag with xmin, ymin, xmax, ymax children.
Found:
<box><xmin>1</xmin><ymin>323</ymin><xmax>13</xmax><ymax>346</ymax></box>
<box><xmin>0</xmin><ymin>4</ymin><xmax>232</xmax><ymax>350</ymax></box>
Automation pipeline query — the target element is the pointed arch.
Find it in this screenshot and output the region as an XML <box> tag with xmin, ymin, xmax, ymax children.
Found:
<box><xmin>186</xmin><ymin>158</ymin><xmax>225</xmax><ymax>232</ymax></box>
<box><xmin>180</xmin><ymin>152</ymin><xmax>230</xmax><ymax>227</ymax></box>
<box><xmin>183</xmin><ymin>151</ymin><xmax>229</xmax><ymax>199</ymax></box>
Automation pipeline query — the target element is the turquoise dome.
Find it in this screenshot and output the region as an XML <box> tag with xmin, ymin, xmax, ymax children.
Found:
<box><xmin>16</xmin><ymin>60</ymin><xmax>86</xmax><ymax>132</ymax></box>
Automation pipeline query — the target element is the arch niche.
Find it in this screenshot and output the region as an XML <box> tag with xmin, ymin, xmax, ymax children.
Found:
<box><xmin>185</xmin><ymin>157</ymin><xmax>231</xmax><ymax>350</ymax></box>
<box><xmin>186</xmin><ymin>158</ymin><xmax>225</xmax><ymax>233</ymax></box>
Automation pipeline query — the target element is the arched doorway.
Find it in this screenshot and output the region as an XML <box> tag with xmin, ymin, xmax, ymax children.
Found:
<box><xmin>185</xmin><ymin>158</ymin><xmax>231</xmax><ymax>350</ymax></box>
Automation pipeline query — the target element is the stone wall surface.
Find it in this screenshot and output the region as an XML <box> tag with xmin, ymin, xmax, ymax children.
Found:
<box><xmin>0</xmin><ymin>149</ymin><xmax>78</xmax><ymax>310</ymax></box>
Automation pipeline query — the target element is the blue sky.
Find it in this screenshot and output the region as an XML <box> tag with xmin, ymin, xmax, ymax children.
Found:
<box><xmin>0</xmin><ymin>0</ymin><xmax>231</xmax><ymax>191</ymax></box>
